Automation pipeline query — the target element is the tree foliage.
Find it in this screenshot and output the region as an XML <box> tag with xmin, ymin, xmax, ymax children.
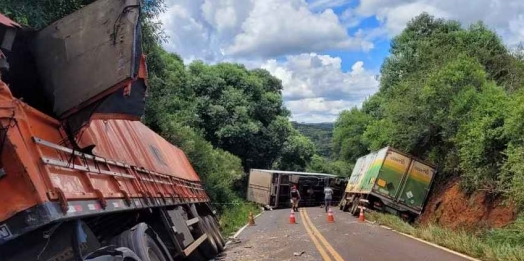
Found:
<box><xmin>185</xmin><ymin>62</ymin><xmax>293</xmax><ymax>171</ymax></box>
<box><xmin>332</xmin><ymin>13</ymin><xmax>524</xmax><ymax>204</ymax></box>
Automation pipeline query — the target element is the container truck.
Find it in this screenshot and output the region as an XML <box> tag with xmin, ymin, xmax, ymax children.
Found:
<box><xmin>247</xmin><ymin>169</ymin><xmax>345</xmax><ymax>208</ymax></box>
<box><xmin>0</xmin><ymin>1</ymin><xmax>224</xmax><ymax>260</ymax></box>
<box><xmin>339</xmin><ymin>147</ymin><xmax>436</xmax><ymax>221</ymax></box>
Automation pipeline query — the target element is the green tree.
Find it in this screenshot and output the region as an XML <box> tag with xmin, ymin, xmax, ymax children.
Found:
<box><xmin>275</xmin><ymin>131</ymin><xmax>315</xmax><ymax>171</ymax></box>
<box><xmin>306</xmin><ymin>155</ymin><xmax>352</xmax><ymax>177</ymax></box>
<box><xmin>332</xmin><ymin>108</ymin><xmax>372</xmax><ymax>162</ymax></box>
<box><xmin>186</xmin><ymin>62</ymin><xmax>292</xmax><ymax>171</ymax></box>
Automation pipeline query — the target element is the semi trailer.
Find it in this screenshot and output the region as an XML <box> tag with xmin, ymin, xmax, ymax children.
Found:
<box><xmin>340</xmin><ymin>147</ymin><xmax>436</xmax><ymax>221</ymax></box>
<box><xmin>247</xmin><ymin>169</ymin><xmax>345</xmax><ymax>208</ymax></box>
<box><xmin>0</xmin><ymin>1</ymin><xmax>223</xmax><ymax>260</ymax></box>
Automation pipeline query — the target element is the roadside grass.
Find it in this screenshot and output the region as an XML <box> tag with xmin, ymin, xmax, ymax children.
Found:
<box><xmin>218</xmin><ymin>200</ymin><xmax>261</xmax><ymax>237</ymax></box>
<box><xmin>367</xmin><ymin>212</ymin><xmax>524</xmax><ymax>261</ymax></box>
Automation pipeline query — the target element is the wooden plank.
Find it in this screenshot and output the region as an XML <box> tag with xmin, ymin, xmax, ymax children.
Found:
<box><xmin>183</xmin><ymin>234</ymin><xmax>207</xmax><ymax>257</ymax></box>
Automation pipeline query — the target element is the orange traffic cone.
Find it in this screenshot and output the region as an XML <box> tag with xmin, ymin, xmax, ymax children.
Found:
<box><xmin>358</xmin><ymin>207</ymin><xmax>365</xmax><ymax>222</ymax></box>
<box><xmin>289</xmin><ymin>209</ymin><xmax>296</xmax><ymax>224</ymax></box>
<box><xmin>327</xmin><ymin>208</ymin><xmax>334</xmax><ymax>223</ymax></box>
<box><xmin>248</xmin><ymin>211</ymin><xmax>255</xmax><ymax>226</ymax></box>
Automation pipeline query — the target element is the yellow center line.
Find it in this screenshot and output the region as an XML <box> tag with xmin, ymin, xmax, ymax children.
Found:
<box><xmin>299</xmin><ymin>209</ymin><xmax>333</xmax><ymax>261</ymax></box>
<box><xmin>303</xmin><ymin>209</ymin><xmax>345</xmax><ymax>261</ymax></box>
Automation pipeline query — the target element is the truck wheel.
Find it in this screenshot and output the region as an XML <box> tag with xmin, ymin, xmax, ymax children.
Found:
<box><xmin>111</xmin><ymin>224</ymin><xmax>170</xmax><ymax>261</ymax></box>
<box><xmin>196</xmin><ymin>217</ymin><xmax>219</xmax><ymax>259</ymax></box>
<box><xmin>203</xmin><ymin>216</ymin><xmax>224</xmax><ymax>252</ymax></box>
<box><xmin>340</xmin><ymin>199</ymin><xmax>350</xmax><ymax>212</ymax></box>
<box><xmin>350</xmin><ymin>198</ymin><xmax>359</xmax><ymax>217</ymax></box>
<box><xmin>205</xmin><ymin>216</ymin><xmax>225</xmax><ymax>247</ymax></box>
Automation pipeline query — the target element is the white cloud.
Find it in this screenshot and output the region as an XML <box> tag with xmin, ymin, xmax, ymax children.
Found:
<box><xmin>159</xmin><ymin>0</ymin><xmax>373</xmax><ymax>62</ymax></box>
<box><xmin>286</xmin><ymin>98</ymin><xmax>356</xmax><ymax>122</ymax></box>
<box><xmin>262</xmin><ymin>53</ymin><xmax>379</xmax><ymax>122</ymax></box>
<box><xmin>157</xmin><ymin>0</ymin><xmax>524</xmax><ymax>122</ymax></box>
<box><xmin>353</xmin><ymin>0</ymin><xmax>524</xmax><ymax>44</ymax></box>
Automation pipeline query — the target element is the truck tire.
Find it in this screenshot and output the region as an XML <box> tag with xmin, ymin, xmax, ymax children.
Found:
<box><xmin>350</xmin><ymin>198</ymin><xmax>359</xmax><ymax>217</ymax></box>
<box><xmin>203</xmin><ymin>216</ymin><xmax>224</xmax><ymax>252</ymax></box>
<box><xmin>205</xmin><ymin>216</ymin><xmax>225</xmax><ymax>248</ymax></box>
<box><xmin>111</xmin><ymin>224</ymin><xmax>170</xmax><ymax>261</ymax></box>
<box><xmin>340</xmin><ymin>199</ymin><xmax>350</xmax><ymax>212</ymax></box>
<box><xmin>196</xmin><ymin>217</ymin><xmax>219</xmax><ymax>259</ymax></box>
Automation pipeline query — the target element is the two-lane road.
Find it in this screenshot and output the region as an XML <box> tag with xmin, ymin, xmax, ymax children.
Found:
<box><xmin>218</xmin><ymin>207</ymin><xmax>476</xmax><ymax>261</ymax></box>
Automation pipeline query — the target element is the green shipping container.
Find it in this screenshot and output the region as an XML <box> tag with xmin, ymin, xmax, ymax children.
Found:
<box><xmin>345</xmin><ymin>147</ymin><xmax>436</xmax><ymax>215</ymax></box>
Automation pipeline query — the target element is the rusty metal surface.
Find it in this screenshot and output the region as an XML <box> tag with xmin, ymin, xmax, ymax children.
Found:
<box><xmin>0</xmin><ymin>78</ymin><xmax>204</xmax><ymax>224</ymax></box>
<box><xmin>80</xmin><ymin>119</ymin><xmax>201</xmax><ymax>181</ymax></box>
<box><xmin>0</xmin><ymin>13</ymin><xmax>20</xmax><ymax>28</ymax></box>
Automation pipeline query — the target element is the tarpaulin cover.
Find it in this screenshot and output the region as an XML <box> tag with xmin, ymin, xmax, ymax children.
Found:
<box><xmin>79</xmin><ymin>119</ymin><xmax>201</xmax><ymax>182</ymax></box>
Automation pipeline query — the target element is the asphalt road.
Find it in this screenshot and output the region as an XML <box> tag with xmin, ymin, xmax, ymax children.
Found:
<box><xmin>218</xmin><ymin>207</ymin><xmax>475</xmax><ymax>261</ymax></box>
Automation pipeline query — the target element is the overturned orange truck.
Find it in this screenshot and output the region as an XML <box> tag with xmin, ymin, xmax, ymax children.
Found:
<box><xmin>0</xmin><ymin>1</ymin><xmax>224</xmax><ymax>260</ymax></box>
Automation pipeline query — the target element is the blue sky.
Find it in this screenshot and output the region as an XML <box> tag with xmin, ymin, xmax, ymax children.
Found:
<box><xmin>159</xmin><ymin>0</ymin><xmax>524</xmax><ymax>123</ymax></box>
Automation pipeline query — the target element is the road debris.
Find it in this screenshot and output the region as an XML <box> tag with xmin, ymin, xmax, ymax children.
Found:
<box><xmin>293</xmin><ymin>251</ymin><xmax>305</xmax><ymax>256</ymax></box>
<box><xmin>228</xmin><ymin>237</ymin><xmax>242</xmax><ymax>244</ymax></box>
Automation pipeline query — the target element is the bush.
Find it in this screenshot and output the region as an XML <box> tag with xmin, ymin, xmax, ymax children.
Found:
<box><xmin>368</xmin><ymin>212</ymin><xmax>524</xmax><ymax>261</ymax></box>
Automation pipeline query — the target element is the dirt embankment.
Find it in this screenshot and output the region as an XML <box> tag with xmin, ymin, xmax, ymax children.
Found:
<box><xmin>419</xmin><ymin>178</ymin><xmax>517</xmax><ymax>230</ymax></box>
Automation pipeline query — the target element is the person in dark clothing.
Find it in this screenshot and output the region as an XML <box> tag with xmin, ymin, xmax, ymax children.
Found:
<box><xmin>290</xmin><ymin>185</ymin><xmax>301</xmax><ymax>212</ymax></box>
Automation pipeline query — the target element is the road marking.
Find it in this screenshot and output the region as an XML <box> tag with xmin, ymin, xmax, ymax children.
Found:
<box><xmin>224</xmin><ymin>212</ymin><xmax>264</xmax><ymax>249</ymax></box>
<box><xmin>299</xmin><ymin>210</ymin><xmax>333</xmax><ymax>261</ymax></box>
<box><xmin>302</xmin><ymin>209</ymin><xmax>345</xmax><ymax>261</ymax></box>
<box><xmin>388</xmin><ymin>229</ymin><xmax>482</xmax><ymax>261</ymax></box>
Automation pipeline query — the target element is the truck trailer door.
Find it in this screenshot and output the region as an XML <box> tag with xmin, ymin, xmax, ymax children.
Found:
<box><xmin>373</xmin><ymin>149</ymin><xmax>412</xmax><ymax>199</ymax></box>
<box><xmin>247</xmin><ymin>170</ymin><xmax>273</xmax><ymax>206</ymax></box>
<box><xmin>396</xmin><ymin>161</ymin><xmax>435</xmax><ymax>211</ymax></box>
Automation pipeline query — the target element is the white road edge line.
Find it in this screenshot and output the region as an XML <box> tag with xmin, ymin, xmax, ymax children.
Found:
<box><xmin>369</xmin><ymin>222</ymin><xmax>482</xmax><ymax>261</ymax></box>
<box><xmin>223</xmin><ymin>211</ymin><xmax>264</xmax><ymax>250</ymax></box>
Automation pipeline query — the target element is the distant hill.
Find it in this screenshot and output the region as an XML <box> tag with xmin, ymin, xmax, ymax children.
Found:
<box><xmin>292</xmin><ymin>122</ymin><xmax>334</xmax><ymax>157</ymax></box>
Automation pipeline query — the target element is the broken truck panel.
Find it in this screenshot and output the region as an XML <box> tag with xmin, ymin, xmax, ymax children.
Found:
<box><xmin>33</xmin><ymin>0</ymin><xmax>142</xmax><ymax>118</ymax></box>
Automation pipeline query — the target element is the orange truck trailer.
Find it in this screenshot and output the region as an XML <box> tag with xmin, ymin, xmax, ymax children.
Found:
<box><xmin>0</xmin><ymin>1</ymin><xmax>224</xmax><ymax>261</ymax></box>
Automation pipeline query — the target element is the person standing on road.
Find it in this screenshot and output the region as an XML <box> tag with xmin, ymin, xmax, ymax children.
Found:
<box><xmin>290</xmin><ymin>185</ymin><xmax>301</xmax><ymax>212</ymax></box>
<box><xmin>323</xmin><ymin>185</ymin><xmax>333</xmax><ymax>213</ymax></box>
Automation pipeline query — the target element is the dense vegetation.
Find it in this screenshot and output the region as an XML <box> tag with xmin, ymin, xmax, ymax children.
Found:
<box><xmin>292</xmin><ymin>122</ymin><xmax>334</xmax><ymax>157</ymax></box>
<box><xmin>332</xmin><ymin>13</ymin><xmax>524</xmax><ymax>205</ymax></box>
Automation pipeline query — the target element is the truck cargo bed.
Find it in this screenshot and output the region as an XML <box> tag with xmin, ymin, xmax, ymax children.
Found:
<box><xmin>0</xmin><ymin>79</ymin><xmax>209</xmax><ymax>245</ymax></box>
